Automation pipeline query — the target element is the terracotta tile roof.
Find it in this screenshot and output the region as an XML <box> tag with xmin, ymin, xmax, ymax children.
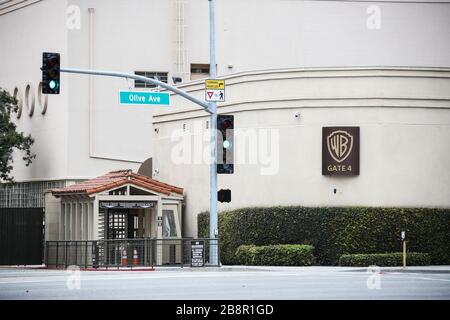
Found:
<box><xmin>50</xmin><ymin>170</ymin><xmax>183</xmax><ymax>196</ymax></box>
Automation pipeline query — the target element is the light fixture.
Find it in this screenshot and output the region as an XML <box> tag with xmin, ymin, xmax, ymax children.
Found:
<box><xmin>172</xmin><ymin>76</ymin><xmax>182</xmax><ymax>84</ymax></box>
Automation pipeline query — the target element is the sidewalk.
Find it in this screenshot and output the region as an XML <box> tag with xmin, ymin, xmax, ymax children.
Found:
<box><xmin>1</xmin><ymin>264</ymin><xmax>450</xmax><ymax>273</ymax></box>
<box><xmin>222</xmin><ymin>265</ymin><xmax>450</xmax><ymax>273</ymax></box>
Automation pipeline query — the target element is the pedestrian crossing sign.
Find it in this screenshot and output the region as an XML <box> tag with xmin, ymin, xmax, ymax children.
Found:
<box><xmin>205</xmin><ymin>79</ymin><xmax>225</xmax><ymax>102</ymax></box>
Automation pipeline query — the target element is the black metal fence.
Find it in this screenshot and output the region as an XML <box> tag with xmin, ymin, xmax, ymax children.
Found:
<box><xmin>0</xmin><ymin>208</ymin><xmax>44</xmax><ymax>265</ymax></box>
<box><xmin>45</xmin><ymin>238</ymin><xmax>219</xmax><ymax>268</ymax></box>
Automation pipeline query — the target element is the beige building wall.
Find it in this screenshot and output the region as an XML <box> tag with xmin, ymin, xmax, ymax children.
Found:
<box><xmin>152</xmin><ymin>68</ymin><xmax>450</xmax><ymax>237</ymax></box>
<box><xmin>1</xmin><ymin>1</ymin><xmax>450</xmax><ymax>239</ymax></box>
<box><xmin>44</xmin><ymin>193</ymin><xmax>61</xmax><ymax>241</ymax></box>
<box><xmin>2</xmin><ymin>0</ymin><xmax>450</xmax><ymax>184</ymax></box>
<box><xmin>0</xmin><ymin>0</ymin><xmax>70</xmax><ymax>182</ymax></box>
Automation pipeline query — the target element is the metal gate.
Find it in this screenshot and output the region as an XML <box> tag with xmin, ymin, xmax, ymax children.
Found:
<box><xmin>0</xmin><ymin>208</ymin><xmax>44</xmax><ymax>265</ymax></box>
<box><xmin>45</xmin><ymin>238</ymin><xmax>219</xmax><ymax>268</ymax></box>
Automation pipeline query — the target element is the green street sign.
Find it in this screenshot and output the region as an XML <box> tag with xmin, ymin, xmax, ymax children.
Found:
<box><xmin>119</xmin><ymin>91</ymin><xmax>170</xmax><ymax>105</ymax></box>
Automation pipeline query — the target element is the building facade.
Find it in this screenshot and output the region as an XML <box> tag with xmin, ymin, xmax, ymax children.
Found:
<box><xmin>1</xmin><ymin>0</ymin><xmax>449</xmax><ymax>238</ymax></box>
<box><xmin>152</xmin><ymin>67</ymin><xmax>450</xmax><ymax>237</ymax></box>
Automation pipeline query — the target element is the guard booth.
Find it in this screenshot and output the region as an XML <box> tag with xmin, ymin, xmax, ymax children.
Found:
<box><xmin>44</xmin><ymin>170</ymin><xmax>189</xmax><ymax>267</ymax></box>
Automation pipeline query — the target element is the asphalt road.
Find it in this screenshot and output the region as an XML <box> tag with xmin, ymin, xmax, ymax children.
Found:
<box><xmin>0</xmin><ymin>266</ymin><xmax>449</xmax><ymax>300</ymax></box>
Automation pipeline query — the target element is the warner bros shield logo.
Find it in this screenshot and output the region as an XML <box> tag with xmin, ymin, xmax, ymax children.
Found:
<box><xmin>322</xmin><ymin>127</ymin><xmax>360</xmax><ymax>176</ymax></box>
<box><xmin>327</xmin><ymin>131</ymin><xmax>353</xmax><ymax>163</ymax></box>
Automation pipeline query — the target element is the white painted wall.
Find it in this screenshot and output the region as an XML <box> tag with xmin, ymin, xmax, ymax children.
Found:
<box><xmin>65</xmin><ymin>0</ymin><xmax>175</xmax><ymax>178</ymax></box>
<box><xmin>214</xmin><ymin>0</ymin><xmax>450</xmax><ymax>73</ymax></box>
<box><xmin>44</xmin><ymin>192</ymin><xmax>61</xmax><ymax>241</ymax></box>
<box><xmin>152</xmin><ymin>68</ymin><xmax>450</xmax><ymax>237</ymax></box>
<box><xmin>0</xmin><ymin>0</ymin><xmax>69</xmax><ymax>181</ymax></box>
<box><xmin>1</xmin><ymin>1</ymin><xmax>450</xmax><ymax>230</ymax></box>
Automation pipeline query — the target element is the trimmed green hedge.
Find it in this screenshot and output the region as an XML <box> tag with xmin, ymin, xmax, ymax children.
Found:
<box><xmin>236</xmin><ymin>244</ymin><xmax>316</xmax><ymax>266</ymax></box>
<box><xmin>339</xmin><ymin>252</ymin><xmax>431</xmax><ymax>267</ymax></box>
<box><xmin>197</xmin><ymin>207</ymin><xmax>450</xmax><ymax>265</ymax></box>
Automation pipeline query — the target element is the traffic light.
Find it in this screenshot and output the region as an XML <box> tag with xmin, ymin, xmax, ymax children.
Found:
<box><xmin>41</xmin><ymin>52</ymin><xmax>60</xmax><ymax>94</ymax></box>
<box><xmin>218</xmin><ymin>189</ymin><xmax>231</xmax><ymax>203</ymax></box>
<box><xmin>217</xmin><ymin>114</ymin><xmax>234</xmax><ymax>174</ymax></box>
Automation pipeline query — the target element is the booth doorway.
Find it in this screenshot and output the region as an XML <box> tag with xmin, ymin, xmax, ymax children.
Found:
<box><xmin>107</xmin><ymin>210</ymin><xmax>142</xmax><ymax>240</ymax></box>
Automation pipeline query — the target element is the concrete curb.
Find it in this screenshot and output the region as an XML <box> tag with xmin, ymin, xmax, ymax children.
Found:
<box><xmin>342</xmin><ymin>266</ymin><xmax>450</xmax><ymax>274</ymax></box>
<box><xmin>2</xmin><ymin>265</ymin><xmax>450</xmax><ymax>273</ymax></box>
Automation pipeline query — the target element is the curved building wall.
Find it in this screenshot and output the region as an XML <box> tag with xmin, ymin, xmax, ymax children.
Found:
<box><xmin>152</xmin><ymin>68</ymin><xmax>450</xmax><ymax>237</ymax></box>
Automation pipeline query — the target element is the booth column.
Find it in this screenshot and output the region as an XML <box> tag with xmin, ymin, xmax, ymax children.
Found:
<box><xmin>156</xmin><ymin>196</ymin><xmax>163</xmax><ymax>265</ymax></box>
<box><xmin>93</xmin><ymin>197</ymin><xmax>99</xmax><ymax>240</ymax></box>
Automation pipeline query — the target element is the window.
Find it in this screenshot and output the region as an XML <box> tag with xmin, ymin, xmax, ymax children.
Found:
<box><xmin>162</xmin><ymin>210</ymin><xmax>177</xmax><ymax>238</ymax></box>
<box><xmin>134</xmin><ymin>71</ymin><xmax>168</xmax><ymax>89</ymax></box>
<box><xmin>107</xmin><ymin>211</ymin><xmax>127</xmax><ymax>239</ymax></box>
<box><xmin>0</xmin><ymin>180</ymin><xmax>66</xmax><ymax>208</ymax></box>
<box><xmin>190</xmin><ymin>64</ymin><xmax>210</xmax><ymax>80</ymax></box>
<box><xmin>128</xmin><ymin>214</ymin><xmax>139</xmax><ymax>239</ymax></box>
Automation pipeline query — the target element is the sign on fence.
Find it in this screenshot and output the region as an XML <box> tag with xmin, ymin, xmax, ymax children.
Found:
<box><xmin>190</xmin><ymin>240</ymin><xmax>205</xmax><ymax>267</ymax></box>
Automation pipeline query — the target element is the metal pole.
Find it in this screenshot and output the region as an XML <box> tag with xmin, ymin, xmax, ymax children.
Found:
<box><xmin>181</xmin><ymin>239</ymin><xmax>184</xmax><ymax>268</ymax></box>
<box><xmin>403</xmin><ymin>241</ymin><xmax>407</xmax><ymax>269</ymax></box>
<box><xmin>65</xmin><ymin>241</ymin><xmax>68</xmax><ymax>268</ymax></box>
<box><xmin>208</xmin><ymin>0</ymin><xmax>219</xmax><ymax>266</ymax></box>
<box><xmin>75</xmin><ymin>240</ymin><xmax>78</xmax><ymax>266</ymax></box>
<box><xmin>56</xmin><ymin>242</ymin><xmax>59</xmax><ymax>268</ymax></box>
<box><xmin>44</xmin><ymin>241</ymin><xmax>48</xmax><ymax>268</ymax></box>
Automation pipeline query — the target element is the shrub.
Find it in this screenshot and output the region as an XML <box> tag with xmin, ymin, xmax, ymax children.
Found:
<box><xmin>339</xmin><ymin>252</ymin><xmax>431</xmax><ymax>267</ymax></box>
<box><xmin>197</xmin><ymin>207</ymin><xmax>450</xmax><ymax>265</ymax></box>
<box><xmin>235</xmin><ymin>244</ymin><xmax>316</xmax><ymax>266</ymax></box>
<box><xmin>235</xmin><ymin>245</ymin><xmax>258</xmax><ymax>265</ymax></box>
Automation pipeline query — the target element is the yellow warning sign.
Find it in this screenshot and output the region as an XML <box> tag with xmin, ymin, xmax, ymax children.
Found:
<box><xmin>205</xmin><ymin>79</ymin><xmax>225</xmax><ymax>90</ymax></box>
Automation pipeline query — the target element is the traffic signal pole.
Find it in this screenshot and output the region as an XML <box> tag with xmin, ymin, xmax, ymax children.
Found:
<box><xmin>208</xmin><ymin>0</ymin><xmax>219</xmax><ymax>266</ymax></box>
<box><xmin>60</xmin><ymin>68</ymin><xmax>212</xmax><ymax>113</ymax></box>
